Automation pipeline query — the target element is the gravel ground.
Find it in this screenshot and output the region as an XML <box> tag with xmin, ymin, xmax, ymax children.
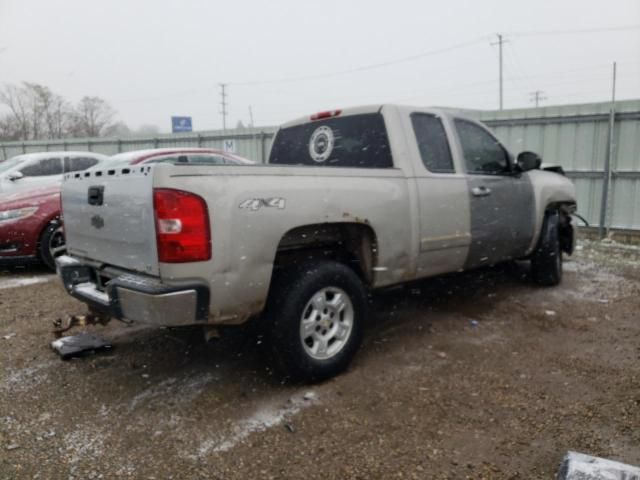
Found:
<box><xmin>1</xmin><ymin>241</ymin><xmax>639</xmax><ymax>479</ymax></box>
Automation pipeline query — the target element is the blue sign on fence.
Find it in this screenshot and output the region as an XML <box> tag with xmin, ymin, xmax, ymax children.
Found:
<box><xmin>171</xmin><ymin>116</ymin><xmax>193</xmax><ymax>133</ymax></box>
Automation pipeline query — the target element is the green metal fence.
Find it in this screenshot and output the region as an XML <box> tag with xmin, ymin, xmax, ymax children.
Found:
<box><xmin>1</xmin><ymin>99</ymin><xmax>639</xmax><ymax>230</ymax></box>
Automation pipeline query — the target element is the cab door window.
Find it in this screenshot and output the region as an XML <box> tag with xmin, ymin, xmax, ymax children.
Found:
<box><xmin>410</xmin><ymin>113</ymin><xmax>455</xmax><ymax>173</ymax></box>
<box><xmin>454</xmin><ymin>119</ymin><xmax>510</xmax><ymax>175</ymax></box>
<box><xmin>19</xmin><ymin>157</ymin><xmax>63</xmax><ymax>177</ymax></box>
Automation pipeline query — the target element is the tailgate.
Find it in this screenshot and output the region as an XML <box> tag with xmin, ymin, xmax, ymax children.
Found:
<box><xmin>61</xmin><ymin>166</ymin><xmax>159</xmax><ymax>275</ymax></box>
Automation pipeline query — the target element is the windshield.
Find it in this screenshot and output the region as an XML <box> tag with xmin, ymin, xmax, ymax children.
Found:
<box><xmin>0</xmin><ymin>156</ymin><xmax>25</xmax><ymax>174</ymax></box>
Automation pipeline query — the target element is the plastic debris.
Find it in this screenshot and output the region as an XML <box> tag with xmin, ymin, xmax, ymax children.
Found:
<box><xmin>557</xmin><ymin>451</ymin><xmax>640</xmax><ymax>479</ymax></box>
<box><xmin>303</xmin><ymin>391</ymin><xmax>317</xmax><ymax>402</ymax></box>
<box><xmin>470</xmin><ymin>320</ymin><xmax>479</xmax><ymax>327</ymax></box>
<box><xmin>545</xmin><ymin>310</ymin><xmax>557</xmax><ymax>316</ymax></box>
<box><xmin>2</xmin><ymin>333</ymin><xmax>16</xmax><ymax>340</ymax></box>
<box><xmin>51</xmin><ymin>333</ymin><xmax>112</xmax><ymax>360</ymax></box>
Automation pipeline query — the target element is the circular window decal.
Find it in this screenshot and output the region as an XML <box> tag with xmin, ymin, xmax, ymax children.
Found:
<box><xmin>308</xmin><ymin>126</ymin><xmax>335</xmax><ymax>163</ymax></box>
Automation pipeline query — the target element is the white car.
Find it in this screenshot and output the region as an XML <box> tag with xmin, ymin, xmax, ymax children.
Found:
<box><xmin>0</xmin><ymin>152</ymin><xmax>108</xmax><ymax>195</ymax></box>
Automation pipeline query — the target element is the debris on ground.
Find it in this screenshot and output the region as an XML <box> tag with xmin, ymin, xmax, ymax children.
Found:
<box><xmin>50</xmin><ymin>332</ymin><xmax>112</xmax><ymax>360</ymax></box>
<box><xmin>302</xmin><ymin>391</ymin><xmax>317</xmax><ymax>402</ymax></box>
<box><xmin>2</xmin><ymin>332</ymin><xmax>16</xmax><ymax>340</ymax></box>
<box><xmin>557</xmin><ymin>451</ymin><xmax>640</xmax><ymax>479</ymax></box>
<box><xmin>545</xmin><ymin>310</ymin><xmax>557</xmax><ymax>316</ymax></box>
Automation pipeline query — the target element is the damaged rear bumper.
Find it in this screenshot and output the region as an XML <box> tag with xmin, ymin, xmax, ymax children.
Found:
<box><xmin>56</xmin><ymin>255</ymin><xmax>209</xmax><ymax>326</ymax></box>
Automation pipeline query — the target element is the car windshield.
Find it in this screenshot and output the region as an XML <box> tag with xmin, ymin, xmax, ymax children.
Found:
<box><xmin>0</xmin><ymin>156</ymin><xmax>25</xmax><ymax>174</ymax></box>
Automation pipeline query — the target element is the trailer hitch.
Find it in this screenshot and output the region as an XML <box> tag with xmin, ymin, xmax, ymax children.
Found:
<box><xmin>52</xmin><ymin>310</ymin><xmax>112</xmax><ymax>338</ymax></box>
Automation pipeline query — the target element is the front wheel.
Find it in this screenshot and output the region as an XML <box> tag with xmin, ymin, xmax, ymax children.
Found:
<box><xmin>39</xmin><ymin>221</ymin><xmax>66</xmax><ymax>271</ymax></box>
<box><xmin>267</xmin><ymin>261</ymin><xmax>367</xmax><ymax>382</ymax></box>
<box><xmin>531</xmin><ymin>211</ymin><xmax>562</xmax><ymax>286</ymax></box>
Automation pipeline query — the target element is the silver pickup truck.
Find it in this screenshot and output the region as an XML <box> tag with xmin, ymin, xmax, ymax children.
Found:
<box><xmin>57</xmin><ymin>105</ymin><xmax>576</xmax><ymax>380</ymax></box>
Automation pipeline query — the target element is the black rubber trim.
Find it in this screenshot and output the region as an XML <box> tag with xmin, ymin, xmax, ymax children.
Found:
<box><xmin>0</xmin><ymin>254</ymin><xmax>39</xmax><ymax>266</ymax></box>
<box><xmin>537</xmin><ymin>211</ymin><xmax>560</xmax><ymax>252</ymax></box>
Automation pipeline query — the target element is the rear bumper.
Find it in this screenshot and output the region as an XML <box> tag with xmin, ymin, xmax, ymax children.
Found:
<box><xmin>57</xmin><ymin>255</ymin><xmax>209</xmax><ymax>326</ymax></box>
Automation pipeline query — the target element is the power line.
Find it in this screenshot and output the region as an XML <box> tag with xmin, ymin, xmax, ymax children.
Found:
<box><xmin>230</xmin><ymin>36</ymin><xmax>490</xmax><ymax>86</ymax></box>
<box><xmin>507</xmin><ymin>24</ymin><xmax>640</xmax><ymax>37</ymax></box>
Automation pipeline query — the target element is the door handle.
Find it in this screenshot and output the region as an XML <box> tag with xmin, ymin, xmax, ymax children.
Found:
<box><xmin>471</xmin><ymin>186</ymin><xmax>492</xmax><ymax>197</ymax></box>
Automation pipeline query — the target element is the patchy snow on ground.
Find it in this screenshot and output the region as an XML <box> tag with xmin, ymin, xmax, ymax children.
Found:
<box><xmin>0</xmin><ymin>275</ymin><xmax>55</xmax><ymax>290</ymax></box>
<box><xmin>196</xmin><ymin>391</ymin><xmax>320</xmax><ymax>457</ymax></box>
<box><xmin>1</xmin><ymin>360</ymin><xmax>57</xmax><ymax>393</ymax></box>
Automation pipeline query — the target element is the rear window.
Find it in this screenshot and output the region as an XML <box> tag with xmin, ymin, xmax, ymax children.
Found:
<box><xmin>269</xmin><ymin>113</ymin><xmax>393</xmax><ymax>168</ymax></box>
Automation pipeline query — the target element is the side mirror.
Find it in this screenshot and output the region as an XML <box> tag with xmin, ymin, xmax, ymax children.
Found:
<box><xmin>7</xmin><ymin>171</ymin><xmax>24</xmax><ymax>181</ymax></box>
<box><xmin>516</xmin><ymin>151</ymin><xmax>542</xmax><ymax>172</ymax></box>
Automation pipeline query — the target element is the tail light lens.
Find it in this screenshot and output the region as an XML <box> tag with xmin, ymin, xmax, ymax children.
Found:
<box><xmin>153</xmin><ymin>188</ymin><xmax>211</xmax><ymax>263</ymax></box>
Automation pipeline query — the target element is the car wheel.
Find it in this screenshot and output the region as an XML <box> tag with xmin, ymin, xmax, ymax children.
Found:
<box><xmin>39</xmin><ymin>221</ymin><xmax>66</xmax><ymax>271</ymax></box>
<box><xmin>531</xmin><ymin>211</ymin><xmax>562</xmax><ymax>286</ymax></box>
<box><xmin>267</xmin><ymin>261</ymin><xmax>367</xmax><ymax>382</ymax></box>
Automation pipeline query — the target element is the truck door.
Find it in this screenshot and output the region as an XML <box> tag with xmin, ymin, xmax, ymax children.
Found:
<box><xmin>407</xmin><ymin>112</ymin><xmax>472</xmax><ymax>278</ymax></box>
<box><xmin>453</xmin><ymin>118</ymin><xmax>535</xmax><ymax>269</ymax></box>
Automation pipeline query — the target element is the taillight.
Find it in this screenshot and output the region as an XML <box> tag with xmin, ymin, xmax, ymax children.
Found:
<box><xmin>153</xmin><ymin>188</ymin><xmax>211</xmax><ymax>263</ymax></box>
<box><xmin>310</xmin><ymin>109</ymin><xmax>341</xmax><ymax>121</ymax></box>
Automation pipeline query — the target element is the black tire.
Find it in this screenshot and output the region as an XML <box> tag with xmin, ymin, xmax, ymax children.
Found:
<box><xmin>39</xmin><ymin>221</ymin><xmax>65</xmax><ymax>271</ymax></box>
<box><xmin>531</xmin><ymin>212</ymin><xmax>562</xmax><ymax>286</ymax></box>
<box><xmin>266</xmin><ymin>260</ymin><xmax>367</xmax><ymax>382</ymax></box>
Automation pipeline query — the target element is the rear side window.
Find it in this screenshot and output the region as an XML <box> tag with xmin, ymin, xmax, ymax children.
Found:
<box><xmin>187</xmin><ymin>154</ymin><xmax>226</xmax><ymax>165</ymax></box>
<box><xmin>144</xmin><ymin>155</ymin><xmax>181</xmax><ymax>164</ymax></box>
<box><xmin>411</xmin><ymin>113</ymin><xmax>454</xmax><ymax>173</ymax></box>
<box><xmin>64</xmin><ymin>157</ymin><xmax>99</xmax><ymax>172</ymax></box>
<box><xmin>20</xmin><ymin>157</ymin><xmax>63</xmax><ymax>177</ymax></box>
<box><xmin>269</xmin><ymin>113</ymin><xmax>393</xmax><ymax>168</ymax></box>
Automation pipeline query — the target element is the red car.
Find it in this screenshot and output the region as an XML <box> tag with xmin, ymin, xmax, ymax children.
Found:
<box><xmin>0</xmin><ymin>148</ymin><xmax>253</xmax><ymax>270</ymax></box>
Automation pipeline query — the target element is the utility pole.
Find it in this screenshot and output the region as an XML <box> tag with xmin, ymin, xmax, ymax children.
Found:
<box><xmin>491</xmin><ymin>34</ymin><xmax>507</xmax><ymax>110</ymax></box>
<box><xmin>530</xmin><ymin>90</ymin><xmax>547</xmax><ymax>107</ymax></box>
<box><xmin>248</xmin><ymin>106</ymin><xmax>254</xmax><ymax>128</ymax></box>
<box><xmin>219</xmin><ymin>83</ymin><xmax>228</xmax><ymax>131</ymax></box>
<box><xmin>599</xmin><ymin>61</ymin><xmax>617</xmax><ymax>239</ymax></box>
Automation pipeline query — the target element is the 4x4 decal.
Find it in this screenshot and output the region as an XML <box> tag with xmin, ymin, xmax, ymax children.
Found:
<box><xmin>238</xmin><ymin>197</ymin><xmax>286</xmax><ymax>211</ymax></box>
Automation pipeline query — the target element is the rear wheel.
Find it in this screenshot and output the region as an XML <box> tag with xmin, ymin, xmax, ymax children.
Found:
<box><xmin>531</xmin><ymin>212</ymin><xmax>562</xmax><ymax>286</ymax></box>
<box><xmin>39</xmin><ymin>221</ymin><xmax>66</xmax><ymax>271</ymax></box>
<box><xmin>266</xmin><ymin>261</ymin><xmax>367</xmax><ymax>382</ymax></box>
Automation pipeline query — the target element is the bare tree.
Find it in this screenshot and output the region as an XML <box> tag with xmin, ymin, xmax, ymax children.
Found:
<box><xmin>0</xmin><ymin>82</ymin><xmax>73</xmax><ymax>140</ymax></box>
<box><xmin>0</xmin><ymin>82</ymin><xmax>120</xmax><ymax>141</ymax></box>
<box><xmin>70</xmin><ymin>96</ymin><xmax>115</xmax><ymax>137</ymax></box>
<box><xmin>0</xmin><ymin>83</ymin><xmax>32</xmax><ymax>140</ymax></box>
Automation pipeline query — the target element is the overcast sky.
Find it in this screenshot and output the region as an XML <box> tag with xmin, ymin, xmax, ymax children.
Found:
<box><xmin>1</xmin><ymin>0</ymin><xmax>639</xmax><ymax>132</ymax></box>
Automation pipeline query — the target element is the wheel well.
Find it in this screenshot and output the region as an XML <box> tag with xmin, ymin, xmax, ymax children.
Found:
<box><xmin>36</xmin><ymin>216</ymin><xmax>61</xmax><ymax>252</ymax></box>
<box><xmin>272</xmin><ymin>223</ymin><xmax>378</xmax><ymax>285</ymax></box>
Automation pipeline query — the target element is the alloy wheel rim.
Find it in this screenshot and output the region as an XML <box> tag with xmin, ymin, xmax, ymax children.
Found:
<box><xmin>49</xmin><ymin>226</ymin><xmax>66</xmax><ymax>262</ymax></box>
<box><xmin>299</xmin><ymin>286</ymin><xmax>354</xmax><ymax>360</ymax></box>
